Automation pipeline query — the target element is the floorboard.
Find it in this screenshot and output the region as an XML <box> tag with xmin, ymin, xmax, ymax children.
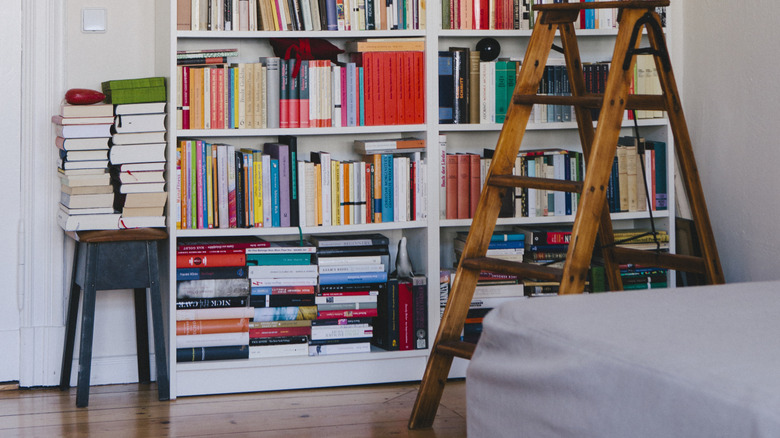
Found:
<box><xmin>0</xmin><ymin>380</ymin><xmax>466</xmax><ymax>437</ymax></box>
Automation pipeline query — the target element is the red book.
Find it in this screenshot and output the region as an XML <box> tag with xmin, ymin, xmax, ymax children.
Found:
<box><xmin>316</xmin><ymin>308</ymin><xmax>378</xmax><ymax>319</ymax></box>
<box><xmin>398</xmin><ymin>279</ymin><xmax>413</xmax><ymax>350</ymax></box>
<box><xmin>176</xmin><ymin>253</ymin><xmax>246</xmax><ymax>268</ymax></box>
<box><xmin>280</xmin><ymin>58</ymin><xmax>290</xmax><ymax>129</ymax></box>
<box><xmin>383</xmin><ymin>53</ymin><xmax>396</xmax><ymax>125</ymax></box>
<box><xmin>177</xmin><ymin>318</ymin><xmax>249</xmax><ymax>335</ymax></box>
<box><xmin>318</xmin><ymin>291</ymin><xmax>378</xmax><ymax>296</ymax></box>
<box><xmin>289</xmin><ymin>59</ymin><xmax>300</xmax><ymax>129</ymax></box>
<box><xmin>371</xmin><ymin>52</ymin><xmax>384</xmax><ymax>126</ymax></box>
<box><xmin>181</xmin><ymin>66</ymin><xmax>190</xmax><ymax>129</ymax></box>
<box><xmin>249</xmin><ymin>326</ymin><xmax>311</xmax><ymax>338</ymax></box>
<box><xmin>456</xmin><ymin>154</ymin><xmax>470</xmax><ymax>219</ymax></box>
<box><xmin>215</xmin><ymin>68</ymin><xmax>225</xmax><ymax>129</ymax></box>
<box><xmin>413</xmin><ymin>51</ymin><xmax>425</xmax><ymax>124</ymax></box>
<box><xmin>479</xmin><ymin>0</ymin><xmax>489</xmax><ymax>29</ymax></box>
<box><xmin>361</xmin><ymin>54</ymin><xmax>373</xmax><ymax>126</ymax></box>
<box><xmin>445</xmin><ymin>154</ymin><xmax>458</xmax><ymax>219</ymax></box>
<box><xmin>210</xmin><ymin>67</ymin><xmax>219</xmax><ymax>130</ymax></box>
<box><xmin>469</xmin><ymin>153</ymin><xmax>481</xmax><ymax>218</ymax></box>
<box><xmin>177</xmin><ymin>248</ymin><xmax>245</xmax><ymax>255</ymax></box>
<box><xmin>341</xmin><ymin>66</ymin><xmax>348</xmax><ymax>127</ymax></box>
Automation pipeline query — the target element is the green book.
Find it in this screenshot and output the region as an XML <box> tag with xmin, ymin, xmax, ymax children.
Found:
<box><xmin>103</xmin><ymin>86</ymin><xmax>167</xmax><ymax>104</ymax></box>
<box><xmin>101</xmin><ymin>76</ymin><xmax>166</xmax><ymax>91</ymax></box>
<box><xmin>246</xmin><ymin>253</ymin><xmax>312</xmax><ymax>266</ymax></box>
<box><xmin>494</xmin><ymin>60</ymin><xmax>509</xmax><ymax>123</ymax></box>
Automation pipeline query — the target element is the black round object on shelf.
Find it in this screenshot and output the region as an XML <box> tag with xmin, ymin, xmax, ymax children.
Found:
<box><xmin>476</xmin><ymin>38</ymin><xmax>501</xmax><ymax>62</ymax></box>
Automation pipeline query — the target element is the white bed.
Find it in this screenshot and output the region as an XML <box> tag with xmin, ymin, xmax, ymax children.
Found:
<box><xmin>466</xmin><ymin>280</ymin><xmax>780</xmax><ymax>437</ymax></box>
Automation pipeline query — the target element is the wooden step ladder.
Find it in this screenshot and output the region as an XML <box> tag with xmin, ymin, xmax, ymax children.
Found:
<box><xmin>409</xmin><ymin>0</ymin><xmax>724</xmax><ymax>429</ymax></box>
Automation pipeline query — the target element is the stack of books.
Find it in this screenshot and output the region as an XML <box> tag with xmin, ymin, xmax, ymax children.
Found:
<box><xmin>246</xmin><ymin>240</ymin><xmax>318</xmax><ymax>359</ymax></box>
<box><xmin>53</xmin><ymin>102</ymin><xmax>120</xmax><ymax>231</ymax></box>
<box><xmin>175</xmin><ymin>238</ymin><xmax>259</xmax><ymax>362</ymax></box>
<box><xmin>102</xmin><ymin>77</ymin><xmax>168</xmax><ymax>229</ymax></box>
<box><xmin>312</xmin><ymin>234</ymin><xmax>390</xmax><ymax>356</ymax></box>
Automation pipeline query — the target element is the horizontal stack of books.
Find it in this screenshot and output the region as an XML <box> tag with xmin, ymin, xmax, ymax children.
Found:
<box><xmin>53</xmin><ymin>101</ymin><xmax>119</xmax><ymax>231</ymax></box>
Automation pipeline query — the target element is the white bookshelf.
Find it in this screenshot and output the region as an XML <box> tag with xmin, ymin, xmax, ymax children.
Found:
<box><xmin>156</xmin><ymin>0</ymin><xmax>677</xmax><ymax>398</ymax></box>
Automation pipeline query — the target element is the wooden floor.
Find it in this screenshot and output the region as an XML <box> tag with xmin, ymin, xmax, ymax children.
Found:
<box><xmin>0</xmin><ymin>380</ymin><xmax>466</xmax><ymax>437</ymax></box>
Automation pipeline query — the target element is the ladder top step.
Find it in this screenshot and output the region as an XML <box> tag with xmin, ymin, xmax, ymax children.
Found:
<box><xmin>514</xmin><ymin>94</ymin><xmax>666</xmax><ymax>111</ymax></box>
<box><xmin>533</xmin><ymin>1</ymin><xmax>669</xmax><ymax>12</ymax></box>
<box><xmin>489</xmin><ymin>175</ymin><xmax>583</xmax><ymax>193</ymax></box>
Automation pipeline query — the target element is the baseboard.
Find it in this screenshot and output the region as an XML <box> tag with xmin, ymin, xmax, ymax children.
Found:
<box><xmin>62</xmin><ymin>354</ymin><xmax>158</xmax><ymax>387</ymax></box>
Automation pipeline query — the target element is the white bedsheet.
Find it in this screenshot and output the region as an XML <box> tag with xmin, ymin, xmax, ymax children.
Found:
<box><xmin>467</xmin><ymin>281</ymin><xmax>780</xmax><ymax>437</ymax></box>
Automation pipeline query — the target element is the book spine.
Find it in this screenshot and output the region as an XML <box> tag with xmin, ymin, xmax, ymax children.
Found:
<box><xmin>316</xmin><ymin>308</ymin><xmax>378</xmax><ymax>319</ymax></box>
<box><xmin>176</xmin><ymin>296</ymin><xmax>249</xmax><ymax>309</ymax></box>
<box><xmin>398</xmin><ymin>279</ymin><xmax>413</xmax><ymax>350</ymax></box>
<box><xmin>176</xmin><ymin>345</ymin><xmax>249</xmax><ymax>362</ymax></box>
<box><xmin>176</xmin><ymin>252</ymin><xmax>246</xmax><ymax>268</ymax></box>
<box><xmin>176</xmin><ymin>318</ymin><xmax>249</xmax><ymax>335</ymax></box>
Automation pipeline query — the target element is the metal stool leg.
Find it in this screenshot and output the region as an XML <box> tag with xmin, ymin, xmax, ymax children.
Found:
<box><xmin>76</xmin><ymin>243</ymin><xmax>99</xmax><ymax>408</ymax></box>
<box><xmin>60</xmin><ymin>242</ymin><xmax>82</xmax><ymax>391</ymax></box>
<box><xmin>134</xmin><ymin>288</ymin><xmax>151</xmax><ymax>384</ymax></box>
<box><xmin>147</xmin><ymin>241</ymin><xmax>170</xmax><ymax>401</ymax></box>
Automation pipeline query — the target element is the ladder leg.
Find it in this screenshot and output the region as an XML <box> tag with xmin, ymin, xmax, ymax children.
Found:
<box><xmin>559</xmin><ymin>9</ymin><xmax>646</xmax><ymax>294</ymax></box>
<box><xmin>409</xmin><ymin>15</ymin><xmax>560</xmax><ymax>430</ymax></box>
<box><xmin>644</xmin><ymin>11</ymin><xmax>725</xmax><ymax>285</ymax></box>
<box><xmin>559</xmin><ymin>22</ymin><xmax>624</xmax><ymax>291</ymax></box>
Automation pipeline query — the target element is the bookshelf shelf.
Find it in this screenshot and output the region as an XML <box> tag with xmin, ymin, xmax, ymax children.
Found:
<box><xmin>181</xmin><ymin>124</ymin><xmax>427</xmax><ymax>137</ymax></box>
<box><xmin>160</xmin><ymin>0</ymin><xmax>676</xmax><ymax>398</ymax></box>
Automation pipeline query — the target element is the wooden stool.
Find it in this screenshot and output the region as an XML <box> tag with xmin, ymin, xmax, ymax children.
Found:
<box><xmin>59</xmin><ymin>228</ymin><xmax>170</xmax><ymax>407</ymax></box>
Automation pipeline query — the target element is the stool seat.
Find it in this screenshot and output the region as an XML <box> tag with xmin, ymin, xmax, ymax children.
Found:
<box><xmin>60</xmin><ymin>228</ymin><xmax>169</xmax><ymax>407</ymax></box>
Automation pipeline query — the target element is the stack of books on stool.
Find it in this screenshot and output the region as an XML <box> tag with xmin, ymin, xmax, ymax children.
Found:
<box><xmin>53</xmin><ymin>101</ymin><xmax>120</xmax><ymax>231</ymax></box>
<box><xmin>102</xmin><ymin>77</ymin><xmax>168</xmax><ymax>229</ymax></box>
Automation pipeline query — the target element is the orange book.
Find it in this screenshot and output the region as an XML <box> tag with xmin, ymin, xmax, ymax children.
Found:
<box><xmin>456</xmin><ymin>154</ymin><xmax>470</xmax><ymax>219</ymax></box>
<box><xmin>371</xmin><ymin>154</ymin><xmax>382</xmax><ymax>223</ymax></box>
<box><xmin>177</xmin><ymin>318</ymin><xmax>249</xmax><ymax>336</ymax></box>
<box><xmin>189</xmin><ymin>67</ymin><xmax>203</xmax><ymax>129</ymax></box>
<box><xmin>445</xmin><ymin>154</ymin><xmax>458</xmax><ymax>219</ymax></box>
<box><xmin>176</xmin><ymin>252</ymin><xmax>246</xmax><ymax>268</ymax></box>
<box><xmin>382</xmin><ymin>53</ymin><xmax>396</xmax><ymax>125</ymax></box>
<box><xmin>469</xmin><ymin>153</ymin><xmax>481</xmax><ymax>218</ymax></box>
<box><xmin>249</xmin><ymin>325</ymin><xmax>311</xmax><ymax>338</ymax></box>
<box><xmin>342</xmin><ymin>161</ymin><xmax>351</xmax><ymax>225</ymax></box>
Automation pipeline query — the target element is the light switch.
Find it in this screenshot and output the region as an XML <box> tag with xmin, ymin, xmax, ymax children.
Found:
<box><xmin>82</xmin><ymin>8</ymin><xmax>107</xmax><ymax>33</ymax></box>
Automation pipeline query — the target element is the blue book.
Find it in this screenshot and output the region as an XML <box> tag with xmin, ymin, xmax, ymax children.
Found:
<box><xmin>381</xmin><ymin>154</ymin><xmax>394</xmax><ymax>222</ymax></box>
<box><xmin>270</xmin><ymin>159</ymin><xmax>280</xmax><ymax>227</ymax></box>
<box><xmin>564</xmin><ymin>152</ymin><xmax>572</xmax><ymax>216</ymax></box>
<box><xmin>487</xmin><ymin>240</ymin><xmax>525</xmax><ymax>250</ymax></box>
<box><xmin>253</xmin><ymin>306</ymin><xmax>316</xmax><ymax>322</ymax></box>
<box><xmin>346</xmin><ymin>63</ymin><xmax>357</xmax><ymax>127</ymax></box>
<box><xmin>227</xmin><ymin>66</ymin><xmax>235</xmax><ymax>129</ymax></box>
<box><xmin>490</xmin><ymin>233</ymin><xmax>525</xmax><ymax>242</ymax></box>
<box><xmin>176</xmin><ymin>266</ymin><xmax>247</xmax><ymax>281</ymax></box>
<box><xmin>653</xmin><ymin>141</ymin><xmax>668</xmax><ymax>210</ymax></box>
<box><xmin>359</xmin><ymin>67</ymin><xmax>365</xmax><ymax>126</ymax></box>
<box><xmin>319</xmin><ymin>271</ymin><xmax>389</xmax><ymax>285</ymax></box>
<box><xmin>438</xmin><ymin>51</ymin><xmax>454</xmax><ymax>124</ymax></box>
<box><xmin>325</xmin><ymin>0</ymin><xmax>338</xmax><ymax>30</ymax></box>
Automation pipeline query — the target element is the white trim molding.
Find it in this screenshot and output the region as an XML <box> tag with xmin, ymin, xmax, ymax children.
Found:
<box><xmin>19</xmin><ymin>0</ymin><xmax>67</xmax><ymax>387</ymax></box>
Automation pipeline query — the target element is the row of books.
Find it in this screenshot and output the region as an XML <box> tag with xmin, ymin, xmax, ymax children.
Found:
<box><xmin>606</xmin><ymin>138</ymin><xmax>668</xmax><ymax>213</ymax></box>
<box><xmin>439</xmin><ymin>48</ymin><xmax>662</xmax><ymax>125</ymax></box>
<box><xmin>178</xmin><ymin>50</ymin><xmax>425</xmax><ymax>130</ymax></box>
<box><xmin>175</xmin><ymin>234</ymin><xmax>427</xmax><ymax>361</ymax></box>
<box><xmin>442</xmin><ymin>0</ymin><xmax>532</xmax><ymax>30</ymax></box>
<box><xmin>178</xmin><ymin>0</ymin><xmax>425</xmax><ymax>32</ymax></box>
<box><xmin>177</xmin><ymin>136</ymin><xmax>428</xmax><ymax>230</ymax></box>
<box><xmin>440</xmin><ymin>146</ymin><xmax>584</xmax><ymax>220</ymax></box>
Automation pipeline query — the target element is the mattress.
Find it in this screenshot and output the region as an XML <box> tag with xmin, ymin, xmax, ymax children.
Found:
<box><xmin>466</xmin><ymin>281</ymin><xmax>780</xmax><ymax>437</ymax></box>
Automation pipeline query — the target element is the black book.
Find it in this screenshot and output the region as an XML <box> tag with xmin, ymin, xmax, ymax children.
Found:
<box><xmin>250</xmin><ymin>294</ymin><xmax>316</xmax><ymax>308</ymax></box>
<box><xmin>372</xmin><ymin>277</ymin><xmax>399</xmax><ymax>351</ymax></box>
<box><xmin>234</xmin><ymin>151</ymin><xmax>245</xmax><ymax>228</ymax></box>
<box><xmin>311</xmin><ymin>317</ymin><xmax>374</xmax><ymax>326</ymax></box>
<box><xmin>483</xmin><ymin>148</ymin><xmax>514</xmax><ymax>217</ymax></box>
<box><xmin>249</xmin><ymin>335</ymin><xmax>308</xmax><ymax>346</ymax></box>
<box><xmin>277</xmin><ymin>135</ymin><xmax>300</xmax><ymax>227</ymax></box>
<box><xmin>411</xmin><ymin>274</ymin><xmax>428</xmax><ymax>350</ymax></box>
<box><xmin>315</xmin><ymin>245</ymin><xmax>390</xmax><ymax>257</ymax></box>
<box><xmin>176</xmin><ymin>345</ymin><xmax>249</xmax><ymax>362</ymax></box>
<box><xmin>308</xmin><ymin>337</ymin><xmax>372</xmax><ymax>346</ymax></box>
<box><xmin>449</xmin><ymin>47</ymin><xmax>470</xmax><ymax>124</ymax></box>
<box><xmin>318</xmin><ymin>282</ymin><xmax>388</xmax><ymax>294</ymax></box>
<box><xmin>176</xmin><ymin>296</ymin><xmax>249</xmax><ymax>309</ymax></box>
<box><xmin>310</xmin><ymin>233</ymin><xmax>389</xmax><ymax>248</ymax></box>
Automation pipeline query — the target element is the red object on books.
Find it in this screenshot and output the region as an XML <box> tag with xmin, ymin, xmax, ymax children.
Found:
<box><xmin>456</xmin><ymin>154</ymin><xmax>470</xmax><ymax>219</ymax></box>
<box><xmin>176</xmin><ymin>253</ymin><xmax>246</xmax><ymax>268</ymax></box>
<box><xmin>65</xmin><ymin>88</ymin><xmax>106</xmax><ymax>105</ymax></box>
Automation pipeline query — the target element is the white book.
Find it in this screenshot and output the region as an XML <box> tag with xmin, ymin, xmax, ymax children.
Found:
<box><xmin>249</xmin><ymin>343</ymin><xmax>308</xmax><ymax>359</ymax></box>
<box><xmin>308</xmin><ymin>342</ymin><xmax>371</xmax><ymax>356</ymax></box>
<box><xmin>248</xmin><ymin>264</ymin><xmax>319</xmax><ymax>278</ymax></box>
<box><xmin>60</xmin><ymin>173</ymin><xmax>111</xmax><ymax>188</ymax></box>
<box><xmin>117</xmin><ymin>170</ymin><xmax>165</xmax><ymax>184</ymax></box>
<box><xmin>203</xmin><ymin>67</ymin><xmax>210</xmax><ymax>129</ymax></box>
<box><xmin>111</xmin><ymin>131</ymin><xmax>166</xmax><ymax>145</ymax></box>
<box><xmin>318</xmin><ymin>264</ymin><xmax>385</xmax><ymax>274</ymax></box>
<box><xmin>310</xmin><ymin>326</ymin><xmax>373</xmax><ymax>340</ymax></box>
<box><xmin>176</xmin><ymin>331</ymin><xmax>249</xmax><ymax>349</ymax></box>
<box><xmin>58</xmin><ymin>204</ymin><xmax>115</xmax><ymax>216</ymax></box>
<box><xmin>113</xmin><ymin>113</ymin><xmax>166</xmax><ymax>133</ymax></box>
<box><xmin>332</xmin><ymin>65</ymin><xmax>341</xmax><ymax>128</ymax></box>
<box><xmin>297</xmin><ymin>160</ymin><xmax>308</xmax><ymax>229</ymax></box>
<box><xmin>118</xmin><ymin>215</ymin><xmax>166</xmax><ymax>229</ymax></box>
<box><xmin>54</xmin><ymin>123</ymin><xmax>112</xmax><ymax>139</ymax></box>
<box><xmin>473</xmin><ymin>283</ymin><xmax>526</xmax><ymax>299</ymax></box>
<box><xmin>176</xmin><ymin>307</ymin><xmax>255</xmax><ymax>321</ymax></box>
<box><xmin>316</xmin><ymin>255</ymin><xmax>382</xmax><ymax>266</ymax></box>
<box><xmin>118</xmin><ymin>161</ymin><xmax>166</xmax><ymax>172</ymax></box>
<box><xmin>217</xmin><ymin>145</ymin><xmax>229</xmax><ymax>228</ymax></box>
<box><xmin>60</xmin><ymin>192</ymin><xmax>114</xmax><ymax>209</ymax></box>
<box><xmin>304</xmin><ymin>162</ymin><xmax>316</xmax><ymax>227</ymax></box>
<box><xmin>119</xmin><ymin>182</ymin><xmax>166</xmax><ymax>194</ymax></box>
<box><xmin>114</xmin><ymin>102</ymin><xmax>167</xmax><ymax>115</ymax></box>
<box><xmin>439</xmin><ymin>135</ymin><xmax>447</xmax><ymax>219</ymax></box>
<box><xmin>56</xmin><ymin>209</ymin><xmax>119</xmax><ymax>231</ymax></box>
<box><xmin>314</xmin><ymin>151</ymin><xmax>331</xmax><ymax>226</ymax></box>
<box><xmin>261</xmin><ymin>154</ymin><xmax>272</xmax><ymax>226</ymax></box>
<box><xmin>314</xmin><ymin>295</ymin><xmax>378</xmax><ymax>305</ymax></box>
<box><xmin>250</xmin><ymin>277</ymin><xmax>318</xmax><ymax>287</ymax></box>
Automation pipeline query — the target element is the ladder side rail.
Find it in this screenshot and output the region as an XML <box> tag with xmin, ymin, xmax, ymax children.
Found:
<box><xmin>559</xmin><ymin>22</ymin><xmax>624</xmax><ymax>292</ymax></box>
<box><xmin>558</xmin><ymin>8</ymin><xmax>647</xmax><ymax>294</ymax></box>
<box><xmin>408</xmin><ymin>14</ymin><xmax>561</xmax><ymax>430</ymax></box>
<box><xmin>644</xmin><ymin>10</ymin><xmax>725</xmax><ymax>285</ymax></box>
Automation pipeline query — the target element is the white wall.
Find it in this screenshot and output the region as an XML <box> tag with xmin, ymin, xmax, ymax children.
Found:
<box><xmin>62</xmin><ymin>0</ymin><xmax>159</xmax><ymax>385</ymax></box>
<box><xmin>0</xmin><ymin>0</ymin><xmax>22</xmax><ymax>382</ymax></box>
<box><xmin>681</xmin><ymin>1</ymin><xmax>780</xmax><ymax>282</ymax></box>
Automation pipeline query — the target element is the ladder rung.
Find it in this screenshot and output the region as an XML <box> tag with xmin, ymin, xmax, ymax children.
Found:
<box><xmin>533</xmin><ymin>1</ymin><xmax>669</xmax><ymax>12</ymax></box>
<box><xmin>612</xmin><ymin>247</ymin><xmax>708</xmax><ymax>274</ymax></box>
<box><xmin>489</xmin><ymin>175</ymin><xmax>583</xmax><ymax>193</ymax></box>
<box><xmin>513</xmin><ymin>94</ymin><xmax>666</xmax><ymax>111</ymax></box>
<box><xmin>435</xmin><ymin>340</ymin><xmax>476</xmax><ymax>360</ymax></box>
<box><xmin>462</xmin><ymin>257</ymin><xmax>564</xmax><ymax>282</ymax></box>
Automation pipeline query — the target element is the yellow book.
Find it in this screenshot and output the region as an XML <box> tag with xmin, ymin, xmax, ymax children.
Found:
<box><xmin>253</xmin><ymin>150</ymin><xmax>263</xmax><ymax>227</ymax></box>
<box><xmin>342</xmin><ymin>161</ymin><xmax>351</xmax><ymax>225</ymax></box>
<box><xmin>331</xmin><ymin>160</ymin><xmax>341</xmax><ymax>226</ymax></box>
<box><xmin>206</xmin><ymin>143</ymin><xmax>214</xmax><ymax>228</ymax></box>
<box><xmin>314</xmin><ymin>163</ymin><xmax>322</xmax><ymax>226</ymax></box>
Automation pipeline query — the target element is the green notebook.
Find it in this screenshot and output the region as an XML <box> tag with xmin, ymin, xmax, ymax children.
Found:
<box><xmin>101</xmin><ymin>76</ymin><xmax>166</xmax><ymax>91</ymax></box>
